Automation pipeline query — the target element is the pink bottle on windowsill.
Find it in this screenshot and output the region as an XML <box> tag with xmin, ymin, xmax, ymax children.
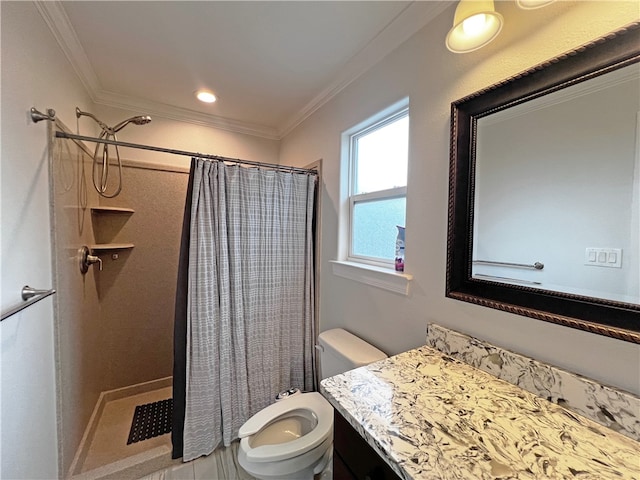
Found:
<box><xmin>395</xmin><ymin>225</ymin><xmax>405</xmax><ymax>272</ymax></box>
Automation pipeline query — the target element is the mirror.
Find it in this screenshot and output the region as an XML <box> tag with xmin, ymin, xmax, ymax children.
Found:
<box><xmin>447</xmin><ymin>22</ymin><xmax>640</xmax><ymax>343</ymax></box>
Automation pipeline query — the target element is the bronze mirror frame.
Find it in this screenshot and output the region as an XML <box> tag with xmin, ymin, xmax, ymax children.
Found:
<box><xmin>446</xmin><ymin>22</ymin><xmax>640</xmax><ymax>344</ymax></box>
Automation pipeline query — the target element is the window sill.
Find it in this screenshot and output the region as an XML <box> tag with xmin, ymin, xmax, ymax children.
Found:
<box><xmin>330</xmin><ymin>260</ymin><xmax>413</xmax><ymax>295</ymax></box>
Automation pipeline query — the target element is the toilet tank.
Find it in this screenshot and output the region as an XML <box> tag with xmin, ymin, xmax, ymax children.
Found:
<box><xmin>317</xmin><ymin>328</ymin><xmax>387</xmax><ymax>379</ymax></box>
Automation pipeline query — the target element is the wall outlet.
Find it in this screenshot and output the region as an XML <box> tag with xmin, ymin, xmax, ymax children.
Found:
<box><xmin>584</xmin><ymin>248</ymin><xmax>622</xmax><ymax>268</ymax></box>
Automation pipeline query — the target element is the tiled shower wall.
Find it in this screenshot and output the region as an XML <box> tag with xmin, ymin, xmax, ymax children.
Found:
<box><xmin>51</xmin><ymin>132</ymin><xmax>101</xmax><ymax>476</ymax></box>
<box><xmin>51</xmin><ymin>134</ymin><xmax>188</xmax><ymax>474</ymax></box>
<box><xmin>97</xmin><ymin>161</ymin><xmax>188</xmax><ymax>389</ymax></box>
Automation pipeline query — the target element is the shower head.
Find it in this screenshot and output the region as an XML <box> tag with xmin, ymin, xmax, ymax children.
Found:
<box><xmin>132</xmin><ymin>115</ymin><xmax>152</xmax><ymax>125</ymax></box>
<box><xmin>73</xmin><ymin>106</ymin><xmax>152</xmax><ymax>199</ymax></box>
<box><xmin>112</xmin><ymin>115</ymin><xmax>152</xmax><ymax>132</ymax></box>
<box><xmin>75</xmin><ymin>107</ymin><xmax>151</xmax><ymax>133</ymax></box>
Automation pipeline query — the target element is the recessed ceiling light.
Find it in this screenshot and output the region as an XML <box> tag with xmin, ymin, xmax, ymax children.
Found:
<box><xmin>196</xmin><ymin>90</ymin><xmax>217</xmax><ymax>103</ymax></box>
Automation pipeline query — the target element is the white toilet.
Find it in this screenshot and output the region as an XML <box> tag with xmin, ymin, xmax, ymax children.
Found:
<box><xmin>237</xmin><ymin>328</ymin><xmax>387</xmax><ymax>480</ymax></box>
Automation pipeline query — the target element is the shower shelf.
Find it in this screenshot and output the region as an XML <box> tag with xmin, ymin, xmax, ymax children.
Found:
<box><xmin>91</xmin><ymin>207</ymin><xmax>135</xmax><ymax>214</ymax></box>
<box><xmin>90</xmin><ymin>207</ymin><xmax>135</xmax><ymax>256</ymax></box>
<box><xmin>91</xmin><ymin>243</ymin><xmax>135</xmax><ymax>252</ymax></box>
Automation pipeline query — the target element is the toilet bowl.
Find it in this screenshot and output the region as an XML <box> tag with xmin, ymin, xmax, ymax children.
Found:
<box><xmin>237</xmin><ymin>392</ymin><xmax>334</xmax><ymax>480</ymax></box>
<box><xmin>237</xmin><ymin>329</ymin><xmax>388</xmax><ymax>479</ymax></box>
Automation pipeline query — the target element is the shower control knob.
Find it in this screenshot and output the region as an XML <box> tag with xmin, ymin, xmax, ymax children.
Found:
<box><xmin>78</xmin><ymin>245</ymin><xmax>103</xmax><ymax>273</ymax></box>
<box><xmin>88</xmin><ymin>254</ymin><xmax>103</xmax><ymax>271</ymax></box>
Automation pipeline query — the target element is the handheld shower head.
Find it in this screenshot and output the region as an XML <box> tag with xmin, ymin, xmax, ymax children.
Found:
<box><xmin>73</xmin><ymin>107</ymin><xmax>152</xmax><ymax>198</ymax></box>
<box><xmin>112</xmin><ymin>115</ymin><xmax>152</xmax><ymax>132</ymax></box>
<box><xmin>75</xmin><ymin>107</ymin><xmax>152</xmax><ymax>133</ymax></box>
<box><xmin>133</xmin><ymin>115</ymin><xmax>152</xmax><ymax>125</ymax></box>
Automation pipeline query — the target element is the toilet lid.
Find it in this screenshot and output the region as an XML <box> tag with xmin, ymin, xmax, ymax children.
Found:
<box><xmin>238</xmin><ymin>392</ymin><xmax>333</xmax><ymax>462</ymax></box>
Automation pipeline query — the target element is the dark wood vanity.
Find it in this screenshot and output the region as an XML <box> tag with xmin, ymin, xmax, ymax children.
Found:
<box><xmin>333</xmin><ymin>411</ymin><xmax>401</xmax><ymax>480</ymax></box>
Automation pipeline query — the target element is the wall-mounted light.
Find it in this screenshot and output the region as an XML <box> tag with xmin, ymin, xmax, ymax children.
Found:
<box><xmin>516</xmin><ymin>0</ymin><xmax>555</xmax><ymax>9</ymax></box>
<box><xmin>196</xmin><ymin>90</ymin><xmax>217</xmax><ymax>104</ymax></box>
<box><xmin>446</xmin><ymin>0</ymin><xmax>504</xmax><ymax>53</ymax></box>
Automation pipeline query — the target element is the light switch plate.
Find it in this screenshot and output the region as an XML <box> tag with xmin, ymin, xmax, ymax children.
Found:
<box><xmin>584</xmin><ymin>248</ymin><xmax>622</xmax><ymax>268</ymax></box>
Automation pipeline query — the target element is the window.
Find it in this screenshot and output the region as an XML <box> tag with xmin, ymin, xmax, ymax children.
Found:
<box><xmin>347</xmin><ymin>105</ymin><xmax>408</xmax><ymax>267</ymax></box>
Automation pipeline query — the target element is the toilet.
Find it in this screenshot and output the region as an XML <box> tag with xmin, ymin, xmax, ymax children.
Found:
<box><xmin>237</xmin><ymin>328</ymin><xmax>387</xmax><ymax>480</ymax></box>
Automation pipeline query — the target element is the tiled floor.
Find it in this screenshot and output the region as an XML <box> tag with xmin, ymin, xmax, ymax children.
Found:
<box><xmin>139</xmin><ymin>443</ymin><xmax>255</xmax><ymax>480</ymax></box>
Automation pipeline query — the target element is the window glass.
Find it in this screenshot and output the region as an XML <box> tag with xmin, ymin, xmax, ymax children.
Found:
<box><xmin>352</xmin><ymin>197</ymin><xmax>406</xmax><ymax>259</ymax></box>
<box><xmin>354</xmin><ymin>115</ymin><xmax>408</xmax><ymax>195</ymax></box>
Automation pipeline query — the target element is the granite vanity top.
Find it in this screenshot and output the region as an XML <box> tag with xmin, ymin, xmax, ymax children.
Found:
<box><xmin>320</xmin><ymin>346</ymin><xmax>640</xmax><ymax>480</ymax></box>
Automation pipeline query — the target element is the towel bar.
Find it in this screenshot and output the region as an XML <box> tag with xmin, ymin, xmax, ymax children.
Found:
<box><xmin>1</xmin><ymin>286</ymin><xmax>56</xmax><ymax>322</ymax></box>
<box><xmin>473</xmin><ymin>260</ymin><xmax>544</xmax><ymax>270</ymax></box>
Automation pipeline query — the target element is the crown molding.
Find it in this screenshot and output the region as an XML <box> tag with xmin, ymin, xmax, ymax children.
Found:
<box><xmin>278</xmin><ymin>1</ymin><xmax>451</xmax><ymax>138</ymax></box>
<box><xmin>36</xmin><ymin>0</ymin><xmax>448</xmax><ymax>141</ymax></box>
<box><xmin>34</xmin><ymin>0</ymin><xmax>101</xmax><ymax>98</ymax></box>
<box><xmin>35</xmin><ymin>0</ymin><xmax>279</xmax><ymax>139</ymax></box>
<box><xmin>93</xmin><ymin>90</ymin><xmax>280</xmax><ymax>140</ymax></box>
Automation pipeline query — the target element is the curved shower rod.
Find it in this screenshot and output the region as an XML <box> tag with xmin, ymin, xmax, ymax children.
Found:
<box><xmin>54</xmin><ymin>131</ymin><xmax>319</xmax><ymax>175</ymax></box>
<box><xmin>30</xmin><ymin>107</ymin><xmax>319</xmax><ymax>176</ymax></box>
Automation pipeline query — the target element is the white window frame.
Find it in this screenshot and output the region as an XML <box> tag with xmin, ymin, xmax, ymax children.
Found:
<box><xmin>333</xmin><ymin>98</ymin><xmax>412</xmax><ymax>294</ymax></box>
<box><xmin>347</xmin><ymin>107</ymin><xmax>409</xmax><ymax>268</ymax></box>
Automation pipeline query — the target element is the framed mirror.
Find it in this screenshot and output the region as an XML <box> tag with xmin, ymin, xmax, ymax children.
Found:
<box><xmin>447</xmin><ymin>21</ymin><xmax>640</xmax><ymax>343</ymax></box>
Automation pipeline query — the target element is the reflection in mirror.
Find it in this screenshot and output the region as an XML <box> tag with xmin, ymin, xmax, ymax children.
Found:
<box><xmin>472</xmin><ymin>63</ymin><xmax>640</xmax><ymax>305</ymax></box>
<box><xmin>446</xmin><ymin>22</ymin><xmax>640</xmax><ymax>343</ymax></box>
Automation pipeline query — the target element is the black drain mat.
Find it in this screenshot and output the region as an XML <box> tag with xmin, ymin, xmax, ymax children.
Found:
<box><xmin>127</xmin><ymin>398</ymin><xmax>173</xmax><ymax>445</ymax></box>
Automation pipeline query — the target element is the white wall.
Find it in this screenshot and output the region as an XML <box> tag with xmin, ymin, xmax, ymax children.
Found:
<box><xmin>0</xmin><ymin>2</ymin><xmax>94</xmax><ymax>478</ymax></box>
<box><xmin>279</xmin><ymin>1</ymin><xmax>640</xmax><ymax>395</ymax></box>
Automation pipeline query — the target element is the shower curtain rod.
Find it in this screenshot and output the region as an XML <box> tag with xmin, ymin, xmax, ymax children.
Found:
<box><xmin>54</xmin><ymin>130</ymin><xmax>318</xmax><ymax>175</ymax></box>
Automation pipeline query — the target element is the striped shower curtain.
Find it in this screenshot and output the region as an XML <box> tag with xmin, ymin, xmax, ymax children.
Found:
<box><xmin>173</xmin><ymin>158</ymin><xmax>317</xmax><ymax>461</ymax></box>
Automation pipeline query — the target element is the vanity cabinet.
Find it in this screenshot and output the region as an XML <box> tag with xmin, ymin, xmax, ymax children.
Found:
<box><xmin>333</xmin><ymin>411</ymin><xmax>401</xmax><ymax>480</ymax></box>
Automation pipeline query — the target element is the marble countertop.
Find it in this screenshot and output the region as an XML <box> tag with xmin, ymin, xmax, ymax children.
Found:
<box><xmin>320</xmin><ymin>346</ymin><xmax>640</xmax><ymax>480</ymax></box>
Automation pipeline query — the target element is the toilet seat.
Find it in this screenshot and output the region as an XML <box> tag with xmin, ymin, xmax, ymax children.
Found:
<box><xmin>238</xmin><ymin>392</ymin><xmax>333</xmax><ymax>463</ymax></box>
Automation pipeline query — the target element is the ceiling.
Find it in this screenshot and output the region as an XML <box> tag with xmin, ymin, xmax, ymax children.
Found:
<box><xmin>37</xmin><ymin>1</ymin><xmax>450</xmax><ymax>139</ymax></box>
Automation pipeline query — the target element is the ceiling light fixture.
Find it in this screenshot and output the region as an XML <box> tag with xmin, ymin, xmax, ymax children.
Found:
<box><xmin>446</xmin><ymin>0</ymin><xmax>504</xmax><ymax>53</ymax></box>
<box><xmin>516</xmin><ymin>0</ymin><xmax>555</xmax><ymax>9</ymax></box>
<box><xmin>196</xmin><ymin>90</ymin><xmax>217</xmax><ymax>104</ymax></box>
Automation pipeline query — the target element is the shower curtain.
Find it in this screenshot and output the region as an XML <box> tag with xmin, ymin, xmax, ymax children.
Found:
<box><xmin>172</xmin><ymin>158</ymin><xmax>317</xmax><ymax>461</ymax></box>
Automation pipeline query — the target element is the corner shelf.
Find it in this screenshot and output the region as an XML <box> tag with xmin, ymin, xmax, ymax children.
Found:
<box><xmin>91</xmin><ymin>207</ymin><xmax>135</xmax><ymax>214</ymax></box>
<box><xmin>89</xmin><ymin>206</ymin><xmax>135</xmax><ymax>264</ymax></box>
<box><xmin>90</xmin><ymin>243</ymin><xmax>135</xmax><ymax>252</ymax></box>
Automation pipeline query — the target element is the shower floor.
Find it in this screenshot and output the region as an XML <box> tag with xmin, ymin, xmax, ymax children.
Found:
<box><xmin>82</xmin><ymin>386</ymin><xmax>173</xmax><ymax>472</ymax></box>
<box><xmin>71</xmin><ymin>381</ymin><xmax>255</xmax><ymax>480</ymax></box>
<box><xmin>71</xmin><ymin>384</ymin><xmax>176</xmax><ymax>479</ymax></box>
